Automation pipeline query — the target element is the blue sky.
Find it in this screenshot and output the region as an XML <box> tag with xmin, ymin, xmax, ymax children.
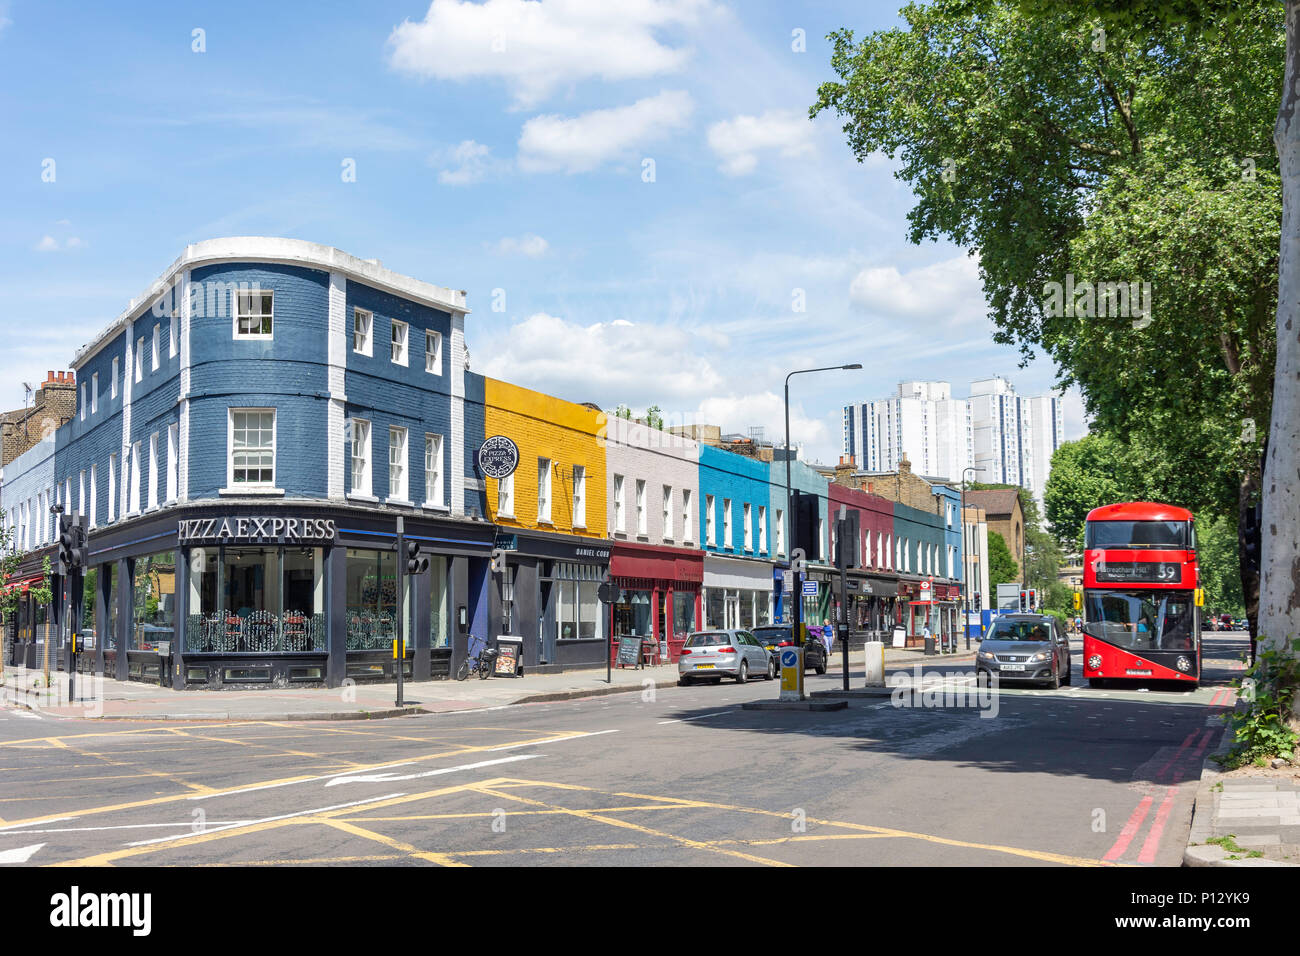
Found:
<box><xmin>0</xmin><ymin>0</ymin><xmax>1085</xmax><ymax>465</ymax></box>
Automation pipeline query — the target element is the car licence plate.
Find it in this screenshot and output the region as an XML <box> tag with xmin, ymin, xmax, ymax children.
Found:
<box><xmin>696</xmin><ymin>663</ymin><xmax>714</xmax><ymax>669</ymax></box>
<box><xmin>1000</xmin><ymin>664</ymin><xmax>1025</xmax><ymax>672</ymax></box>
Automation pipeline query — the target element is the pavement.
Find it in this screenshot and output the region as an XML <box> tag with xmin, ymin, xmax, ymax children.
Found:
<box><xmin>0</xmin><ymin>641</ymin><xmax>978</xmax><ymax>722</ymax></box>
<box><xmin>1183</xmin><ymin>699</ymin><xmax>1300</xmax><ymax>868</ymax></box>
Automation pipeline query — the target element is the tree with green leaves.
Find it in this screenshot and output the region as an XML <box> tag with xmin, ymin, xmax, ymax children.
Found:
<box><xmin>812</xmin><ymin>0</ymin><xmax>1283</xmax><ymax>637</ymax></box>
<box><xmin>987</xmin><ymin>531</ymin><xmax>1019</xmax><ymax>589</ymax></box>
<box><xmin>1043</xmin><ymin>434</ymin><xmax>1152</xmax><ymax>549</ymax></box>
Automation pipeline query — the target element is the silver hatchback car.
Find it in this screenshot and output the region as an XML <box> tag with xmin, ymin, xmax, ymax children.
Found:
<box><xmin>678</xmin><ymin>629</ymin><xmax>775</xmax><ymax>685</ymax></box>
<box><xmin>976</xmin><ymin>614</ymin><xmax>1073</xmax><ymax>689</ymax></box>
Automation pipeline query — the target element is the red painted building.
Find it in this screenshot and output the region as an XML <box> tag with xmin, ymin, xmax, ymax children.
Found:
<box><xmin>607</xmin><ymin>540</ymin><xmax>703</xmax><ymax>663</ymax></box>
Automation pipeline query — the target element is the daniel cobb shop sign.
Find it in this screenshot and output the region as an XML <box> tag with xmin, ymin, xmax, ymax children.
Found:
<box><xmin>178</xmin><ymin>516</ymin><xmax>338</xmax><ymax>546</ymax></box>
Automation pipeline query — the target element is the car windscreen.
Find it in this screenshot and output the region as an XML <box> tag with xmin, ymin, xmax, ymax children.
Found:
<box><xmin>752</xmin><ymin>628</ymin><xmax>790</xmax><ymax>643</ymax></box>
<box><xmin>986</xmin><ymin>621</ymin><xmax>1051</xmax><ymax>642</ymax></box>
<box><xmin>685</xmin><ymin>632</ymin><xmax>730</xmax><ymax>647</ymax></box>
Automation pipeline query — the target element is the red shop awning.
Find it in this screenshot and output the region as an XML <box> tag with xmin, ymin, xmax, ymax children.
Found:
<box><xmin>2</xmin><ymin>575</ymin><xmax>43</xmax><ymax>595</ymax></box>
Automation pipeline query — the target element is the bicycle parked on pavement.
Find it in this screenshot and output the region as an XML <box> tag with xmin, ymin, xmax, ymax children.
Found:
<box><xmin>456</xmin><ymin>633</ymin><xmax>499</xmax><ymax>681</ymax></box>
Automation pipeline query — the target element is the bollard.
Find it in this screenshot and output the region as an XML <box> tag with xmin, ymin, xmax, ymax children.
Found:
<box><xmin>863</xmin><ymin>640</ymin><xmax>885</xmax><ymax>687</ymax></box>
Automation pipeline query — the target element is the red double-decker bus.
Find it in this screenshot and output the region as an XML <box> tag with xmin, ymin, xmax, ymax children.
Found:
<box><xmin>1081</xmin><ymin>502</ymin><xmax>1202</xmax><ymax>687</ymax></box>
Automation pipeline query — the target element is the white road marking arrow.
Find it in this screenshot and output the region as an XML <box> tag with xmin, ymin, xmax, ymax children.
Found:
<box><xmin>0</xmin><ymin>843</ymin><xmax>45</xmax><ymax>864</ymax></box>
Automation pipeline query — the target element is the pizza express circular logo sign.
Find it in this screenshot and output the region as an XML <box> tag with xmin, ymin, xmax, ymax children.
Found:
<box><xmin>477</xmin><ymin>435</ymin><xmax>520</xmax><ymax>480</ymax></box>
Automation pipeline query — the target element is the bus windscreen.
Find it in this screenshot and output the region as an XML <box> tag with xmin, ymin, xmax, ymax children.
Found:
<box><xmin>1085</xmin><ymin>520</ymin><xmax>1188</xmax><ymax>549</ymax></box>
<box><xmin>1082</xmin><ymin>590</ymin><xmax>1196</xmax><ymax>651</ymax></box>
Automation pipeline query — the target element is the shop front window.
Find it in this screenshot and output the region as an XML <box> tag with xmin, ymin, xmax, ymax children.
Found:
<box><xmin>556</xmin><ymin>562</ymin><xmax>600</xmax><ymax>640</ymax></box>
<box><xmin>706</xmin><ymin>587</ymin><xmax>725</xmax><ymax>629</ymax></box>
<box><xmin>430</xmin><ymin>556</ymin><xmax>449</xmax><ymax>648</ymax></box>
<box><xmin>185</xmin><ymin>546</ymin><xmax>326</xmax><ymax>653</ymax></box>
<box><xmin>739</xmin><ymin>589</ymin><xmax>755</xmax><ymax>630</ymax></box>
<box><xmin>672</xmin><ymin>591</ymin><xmax>695</xmax><ymax>639</ymax></box>
<box><xmin>345</xmin><ymin>548</ymin><xmax>398</xmax><ymax>651</ymax></box>
<box><xmin>132</xmin><ymin>551</ymin><xmax>177</xmax><ymax>651</ymax></box>
<box><xmin>613</xmin><ymin>589</ymin><xmax>652</xmax><ymax>639</ymax></box>
<box><xmin>105</xmin><ymin>564</ymin><xmax>118</xmax><ymax>651</ymax></box>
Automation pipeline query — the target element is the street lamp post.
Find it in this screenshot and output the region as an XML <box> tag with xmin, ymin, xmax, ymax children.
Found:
<box><xmin>783</xmin><ymin>364</ymin><xmax>862</xmax><ymax>661</ymax></box>
<box><xmin>960</xmin><ymin>466</ymin><xmax>985</xmax><ymax>650</ymax></box>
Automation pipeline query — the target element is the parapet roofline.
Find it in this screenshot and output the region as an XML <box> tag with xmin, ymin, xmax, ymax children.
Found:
<box><xmin>72</xmin><ymin>237</ymin><xmax>471</xmax><ymax>370</ymax></box>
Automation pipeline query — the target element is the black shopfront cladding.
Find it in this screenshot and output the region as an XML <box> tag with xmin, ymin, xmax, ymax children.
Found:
<box><xmin>75</xmin><ymin>501</ymin><xmax>495</xmax><ymax>690</ymax></box>
<box><xmin>490</xmin><ymin>528</ymin><xmax>610</xmax><ymax>673</ymax></box>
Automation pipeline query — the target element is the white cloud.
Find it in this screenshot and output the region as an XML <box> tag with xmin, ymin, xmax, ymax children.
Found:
<box><xmin>387</xmin><ymin>0</ymin><xmax>712</xmax><ymax>109</ymax></box>
<box><xmin>432</xmin><ymin>139</ymin><xmax>505</xmax><ymax>185</ymax></box>
<box><xmin>34</xmin><ymin>235</ymin><xmax>83</xmax><ymax>252</ymax></box>
<box><xmin>481</xmin><ymin>311</ymin><xmax>722</xmax><ymax>402</ymax></box>
<box><xmin>477</xmin><ymin>311</ymin><xmax>830</xmax><ymax>455</ymax></box>
<box><xmin>848</xmin><ymin>254</ymin><xmax>986</xmax><ymax>323</ymax></box>
<box><xmin>517</xmin><ymin>90</ymin><xmax>693</xmax><ymax>174</ymax></box>
<box><xmin>491</xmin><ymin>234</ymin><xmax>549</xmax><ymax>257</ymax></box>
<box><xmin>706</xmin><ymin>109</ymin><xmax>815</xmax><ymax>176</ymax></box>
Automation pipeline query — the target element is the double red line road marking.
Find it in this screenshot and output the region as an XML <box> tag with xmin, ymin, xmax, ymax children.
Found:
<box><xmin>1103</xmin><ymin>687</ymin><xmax>1235</xmax><ymax>864</ymax></box>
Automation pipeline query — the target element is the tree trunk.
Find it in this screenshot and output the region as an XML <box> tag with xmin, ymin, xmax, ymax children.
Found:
<box><xmin>1237</xmin><ymin>466</ymin><xmax>1261</xmax><ymax>641</ymax></box>
<box><xmin>1262</xmin><ymin>0</ymin><xmax>1300</xmax><ymax>658</ymax></box>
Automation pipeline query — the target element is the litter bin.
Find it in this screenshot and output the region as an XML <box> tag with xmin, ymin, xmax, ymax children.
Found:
<box><xmin>494</xmin><ymin>637</ymin><xmax>524</xmax><ymax>677</ymax></box>
<box><xmin>924</xmin><ymin>635</ymin><xmax>937</xmax><ymax>656</ymax></box>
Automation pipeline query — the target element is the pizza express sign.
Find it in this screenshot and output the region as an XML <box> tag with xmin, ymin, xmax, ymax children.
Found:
<box><xmin>477</xmin><ymin>435</ymin><xmax>520</xmax><ymax>480</ymax></box>
<box><xmin>179</xmin><ymin>516</ymin><xmax>338</xmax><ymax>546</ymax></box>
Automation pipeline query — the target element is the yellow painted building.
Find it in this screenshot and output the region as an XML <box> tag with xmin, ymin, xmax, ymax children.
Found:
<box><xmin>483</xmin><ymin>379</ymin><xmax>607</xmax><ymax>540</ymax></box>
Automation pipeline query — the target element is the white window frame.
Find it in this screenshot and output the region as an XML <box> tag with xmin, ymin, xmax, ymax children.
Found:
<box><xmin>152</xmin><ymin>324</ymin><xmax>161</xmax><ymax>372</ymax></box>
<box><xmin>128</xmin><ymin>443</ymin><xmax>141</xmax><ymax>515</ymax></box>
<box><xmin>350</xmin><ymin>418</ymin><xmax>372</xmax><ymax>498</ymax></box>
<box><xmin>776</xmin><ymin>508</ymin><xmax>785</xmax><ymax>556</ymax></box>
<box><xmin>107</xmin><ymin>454</ymin><xmax>117</xmax><ymax>523</ymax></box>
<box><xmin>353</xmin><ymin>308</ymin><xmax>373</xmax><ymax>356</ymax></box>
<box><xmin>391</xmin><ymin>319</ymin><xmax>409</xmax><ymax>366</ymax></box>
<box><xmin>613</xmin><ymin>475</ymin><xmax>625</xmax><ymax>533</ymax></box>
<box><xmin>743</xmin><ymin>502</ymin><xmax>752</xmax><ymax>552</ymax></box>
<box><xmin>424</xmin><ymin>433</ymin><xmax>444</xmax><ymax>508</ymax></box>
<box><xmin>169</xmin><ymin>316</ymin><xmax>177</xmax><ymax>359</ymax></box>
<box><xmin>635</xmin><ymin>479</ymin><xmax>646</xmax><ymax>535</ymax></box>
<box><xmin>167</xmin><ymin>424</ymin><xmax>178</xmax><ymax>503</ymax></box>
<box><xmin>388</xmin><ymin>426</ymin><xmax>409</xmax><ymax>502</ymax></box>
<box><xmin>89</xmin><ymin>464</ymin><xmax>97</xmax><ymax>528</ymax></box>
<box><xmin>425</xmin><ymin>329</ymin><xmax>442</xmax><ymax>375</ymax></box>
<box><xmin>80</xmin><ymin>383</ymin><xmax>86</xmax><ymax>421</ymax></box>
<box><xmin>662</xmin><ymin>485</ymin><xmax>673</xmax><ymax>541</ymax></box>
<box><xmin>537</xmin><ymin>457</ymin><xmax>552</xmax><ymax>524</ymax></box>
<box><xmin>497</xmin><ymin>472</ymin><xmax>514</xmax><ymax>518</ymax></box>
<box><xmin>705</xmin><ymin>494</ymin><xmax>715</xmax><ymax>546</ymax></box>
<box><xmin>723</xmin><ymin>498</ymin><xmax>733</xmax><ymax>549</ymax></box>
<box><xmin>135</xmin><ymin>337</ymin><xmax>144</xmax><ymax>382</ymax></box>
<box><xmin>147</xmin><ymin>432</ymin><xmax>159</xmax><ymax>509</ymax></box>
<box><xmin>92</xmin><ymin>372</ymin><xmax>99</xmax><ymax>414</ymax></box>
<box><xmin>228</xmin><ymin>408</ymin><xmax>277</xmax><ymax>491</ymax></box>
<box><xmin>572</xmin><ymin>465</ymin><xmax>586</xmax><ymax>528</ymax></box>
<box><xmin>110</xmin><ymin>359</ymin><xmax>118</xmax><ymax>400</ymax></box>
<box><xmin>682</xmin><ymin>489</ymin><xmax>693</xmax><ymax>544</ymax></box>
<box><xmin>78</xmin><ymin>470</ymin><xmax>86</xmax><ymax>518</ymax></box>
<box><xmin>234</xmin><ymin>289</ymin><xmax>274</xmax><ymax>339</ymax></box>
<box><xmin>759</xmin><ymin>505</ymin><xmax>767</xmax><ymax>554</ymax></box>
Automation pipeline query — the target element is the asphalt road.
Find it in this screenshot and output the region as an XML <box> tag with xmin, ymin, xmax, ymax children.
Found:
<box><xmin>0</xmin><ymin>632</ymin><xmax>1248</xmax><ymax>867</ymax></box>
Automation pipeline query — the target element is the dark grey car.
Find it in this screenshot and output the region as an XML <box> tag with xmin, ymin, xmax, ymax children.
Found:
<box><xmin>976</xmin><ymin>614</ymin><xmax>1072</xmax><ymax>689</ymax></box>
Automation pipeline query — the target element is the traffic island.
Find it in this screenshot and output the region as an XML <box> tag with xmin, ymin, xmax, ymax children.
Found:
<box><xmin>741</xmin><ymin>698</ymin><xmax>848</xmax><ymax>712</ymax></box>
<box><xmin>811</xmin><ymin>687</ymin><xmax>894</xmax><ymax>699</ymax></box>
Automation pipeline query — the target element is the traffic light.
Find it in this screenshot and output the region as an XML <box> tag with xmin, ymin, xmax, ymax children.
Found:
<box><xmin>974</xmin><ymin>592</ymin><xmax>982</xmax><ymax>613</ymax></box>
<box><xmin>406</xmin><ymin>540</ymin><xmax>429</xmax><ymax>575</ymax></box>
<box><xmin>1073</xmin><ymin>590</ymin><xmax>1082</xmax><ymax>611</ymax></box>
<box><xmin>58</xmin><ymin>514</ymin><xmax>76</xmax><ymax>572</ymax></box>
<box><xmin>1019</xmin><ymin>590</ymin><xmax>1027</xmax><ymax>612</ymax></box>
<box><xmin>1028</xmin><ymin>588</ymin><xmax>1037</xmax><ymax>610</ymax></box>
<box><xmin>57</xmin><ymin>514</ymin><xmax>87</xmax><ymax>574</ymax></box>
